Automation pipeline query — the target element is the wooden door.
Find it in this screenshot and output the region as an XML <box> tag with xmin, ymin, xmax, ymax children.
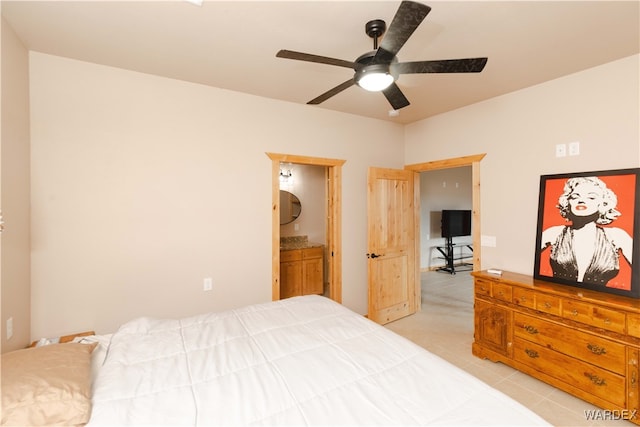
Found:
<box><xmin>280</xmin><ymin>250</ymin><xmax>302</xmax><ymax>299</ymax></box>
<box><xmin>474</xmin><ymin>300</ymin><xmax>512</xmax><ymax>357</ymax></box>
<box><xmin>367</xmin><ymin>167</ymin><xmax>419</xmax><ymax>324</ymax></box>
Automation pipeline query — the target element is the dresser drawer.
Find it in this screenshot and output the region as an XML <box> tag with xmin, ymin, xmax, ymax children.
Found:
<box><xmin>535</xmin><ymin>294</ymin><xmax>561</xmax><ymax>316</ymax></box>
<box><xmin>514</xmin><ymin>313</ymin><xmax>626</xmax><ymax>375</ymax></box>
<box><xmin>627</xmin><ymin>313</ymin><xmax>640</xmax><ymax>339</ymax></box>
<box><xmin>562</xmin><ymin>299</ymin><xmax>626</xmax><ymax>334</ymax></box>
<box><xmin>302</xmin><ymin>246</ymin><xmax>323</xmax><ymax>259</ymax></box>
<box><xmin>513</xmin><ymin>338</ymin><xmax>626</xmax><ymax>407</ymax></box>
<box><xmin>492</xmin><ymin>283</ymin><xmax>512</xmax><ymax>303</ymax></box>
<box><xmin>280</xmin><ymin>249</ymin><xmax>302</xmax><ymax>262</ymax></box>
<box><xmin>475</xmin><ymin>278</ymin><xmax>492</xmax><ymax>297</ymax></box>
<box><xmin>513</xmin><ymin>288</ymin><xmax>535</xmax><ymax>309</ymax></box>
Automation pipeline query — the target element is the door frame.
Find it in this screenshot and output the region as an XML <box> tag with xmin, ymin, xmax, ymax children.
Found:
<box><xmin>405</xmin><ymin>153</ymin><xmax>486</xmax><ymax>273</ymax></box>
<box><xmin>267</xmin><ymin>153</ymin><xmax>345</xmax><ymax>302</ymax></box>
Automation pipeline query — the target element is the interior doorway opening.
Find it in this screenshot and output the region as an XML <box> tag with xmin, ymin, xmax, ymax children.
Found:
<box><xmin>420</xmin><ymin>166</ymin><xmax>473</xmax><ymax>274</ymax></box>
<box><xmin>267</xmin><ymin>153</ymin><xmax>345</xmax><ymax>303</ymax></box>
<box><xmin>406</xmin><ymin>154</ymin><xmax>485</xmax><ymax>277</ymax></box>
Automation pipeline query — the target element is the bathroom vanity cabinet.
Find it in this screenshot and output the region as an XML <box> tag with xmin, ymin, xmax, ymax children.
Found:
<box><xmin>280</xmin><ymin>246</ymin><xmax>324</xmax><ymax>299</ymax></box>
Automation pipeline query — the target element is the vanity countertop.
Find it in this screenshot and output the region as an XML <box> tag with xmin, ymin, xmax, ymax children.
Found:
<box><xmin>280</xmin><ymin>235</ymin><xmax>323</xmax><ymax>251</ymax></box>
<box><xmin>280</xmin><ymin>242</ymin><xmax>323</xmax><ymax>251</ymax></box>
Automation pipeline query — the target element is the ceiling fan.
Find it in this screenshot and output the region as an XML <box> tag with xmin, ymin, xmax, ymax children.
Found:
<box><xmin>276</xmin><ymin>1</ymin><xmax>488</xmax><ymax>111</ymax></box>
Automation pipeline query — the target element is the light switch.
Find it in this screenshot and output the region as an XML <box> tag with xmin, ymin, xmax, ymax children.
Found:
<box><xmin>569</xmin><ymin>141</ymin><xmax>580</xmax><ymax>156</ymax></box>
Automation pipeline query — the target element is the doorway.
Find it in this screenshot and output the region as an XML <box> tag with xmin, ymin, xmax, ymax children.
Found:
<box><xmin>421</xmin><ymin>166</ymin><xmax>473</xmax><ymax>273</ymax></box>
<box><xmin>405</xmin><ymin>153</ymin><xmax>485</xmax><ymax>274</ymax></box>
<box><xmin>267</xmin><ymin>153</ymin><xmax>345</xmax><ymax>303</ymax></box>
<box><xmin>404</xmin><ymin>153</ymin><xmax>486</xmax><ymax>271</ymax></box>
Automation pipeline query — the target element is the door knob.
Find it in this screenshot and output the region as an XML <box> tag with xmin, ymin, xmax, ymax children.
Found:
<box><xmin>367</xmin><ymin>253</ymin><xmax>382</xmax><ymax>259</ymax></box>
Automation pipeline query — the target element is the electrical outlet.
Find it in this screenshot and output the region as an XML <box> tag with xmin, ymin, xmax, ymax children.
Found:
<box><xmin>555</xmin><ymin>144</ymin><xmax>567</xmax><ymax>157</ymax></box>
<box><xmin>203</xmin><ymin>277</ymin><xmax>213</xmax><ymax>291</ymax></box>
<box><xmin>7</xmin><ymin>317</ymin><xmax>13</xmax><ymax>340</ymax></box>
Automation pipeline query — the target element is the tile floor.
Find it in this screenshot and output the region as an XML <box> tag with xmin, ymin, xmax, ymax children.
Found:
<box><xmin>384</xmin><ymin>270</ymin><xmax>635</xmax><ymax>427</ymax></box>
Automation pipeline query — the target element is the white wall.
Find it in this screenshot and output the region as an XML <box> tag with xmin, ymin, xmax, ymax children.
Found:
<box><xmin>1</xmin><ymin>16</ymin><xmax>31</xmax><ymax>352</ymax></box>
<box><xmin>405</xmin><ymin>54</ymin><xmax>640</xmax><ymax>276</ymax></box>
<box><xmin>29</xmin><ymin>52</ymin><xmax>404</xmax><ymax>339</ymax></box>
<box><xmin>23</xmin><ymin>51</ymin><xmax>640</xmax><ymax>340</ymax></box>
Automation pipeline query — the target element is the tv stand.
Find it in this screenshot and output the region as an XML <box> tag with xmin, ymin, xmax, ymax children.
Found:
<box><xmin>436</xmin><ymin>237</ymin><xmax>473</xmax><ymax>274</ymax></box>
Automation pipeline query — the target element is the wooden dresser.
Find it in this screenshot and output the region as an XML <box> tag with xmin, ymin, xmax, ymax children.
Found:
<box><xmin>280</xmin><ymin>246</ymin><xmax>324</xmax><ymax>299</ymax></box>
<box><xmin>472</xmin><ymin>270</ymin><xmax>639</xmax><ymax>425</ymax></box>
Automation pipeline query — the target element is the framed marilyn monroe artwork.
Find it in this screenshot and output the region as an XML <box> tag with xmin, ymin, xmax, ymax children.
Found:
<box><xmin>534</xmin><ymin>168</ymin><xmax>640</xmax><ymax>299</ymax></box>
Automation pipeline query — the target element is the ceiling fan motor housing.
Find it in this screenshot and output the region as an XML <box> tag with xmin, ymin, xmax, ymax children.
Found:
<box><xmin>365</xmin><ymin>19</ymin><xmax>386</xmax><ymax>48</ymax></box>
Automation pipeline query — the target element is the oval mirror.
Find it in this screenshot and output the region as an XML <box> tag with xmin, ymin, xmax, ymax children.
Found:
<box><xmin>280</xmin><ymin>190</ymin><xmax>301</xmax><ymax>225</ymax></box>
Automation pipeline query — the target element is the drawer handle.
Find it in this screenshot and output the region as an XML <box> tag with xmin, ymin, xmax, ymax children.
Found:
<box><xmin>525</xmin><ymin>349</ymin><xmax>539</xmax><ymax>359</ymax></box>
<box><xmin>584</xmin><ymin>372</ymin><xmax>606</xmax><ymax>386</ymax></box>
<box><xmin>632</xmin><ymin>371</ymin><xmax>637</xmax><ymax>386</ymax></box>
<box><xmin>603</xmin><ymin>318</ymin><xmax>611</xmax><ymax>325</ymax></box>
<box><xmin>480</xmin><ymin>286</ymin><xmax>487</xmax><ymax>292</ymax></box>
<box><xmin>523</xmin><ymin>325</ymin><xmax>539</xmax><ymax>335</ymax></box>
<box><xmin>587</xmin><ymin>343</ymin><xmax>607</xmax><ymax>355</ymax></box>
<box><xmin>571</xmin><ymin>309</ymin><xmax>578</xmax><ymax>316</ymax></box>
<box><xmin>543</xmin><ymin>302</ymin><xmax>552</xmax><ymax>309</ymax></box>
<box><xmin>520</xmin><ymin>296</ymin><xmax>527</xmax><ymax>303</ymax></box>
<box><xmin>498</xmin><ymin>290</ymin><xmax>504</xmax><ymax>296</ymax></box>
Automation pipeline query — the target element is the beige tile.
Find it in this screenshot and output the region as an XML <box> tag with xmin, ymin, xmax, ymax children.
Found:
<box><xmin>491</xmin><ymin>377</ymin><xmax>547</xmax><ymax>408</ymax></box>
<box><xmin>547</xmin><ymin>388</ymin><xmax>637</xmax><ymax>427</ymax></box>
<box><xmin>504</xmin><ymin>370</ymin><xmax>561</xmax><ymax>398</ymax></box>
<box><xmin>530</xmin><ymin>398</ymin><xmax>594</xmax><ymax>427</ymax></box>
<box><xmin>460</xmin><ymin>359</ymin><xmax>518</xmax><ymax>385</ymax></box>
<box><xmin>547</xmin><ymin>387</ymin><xmax>603</xmax><ymax>417</ymax></box>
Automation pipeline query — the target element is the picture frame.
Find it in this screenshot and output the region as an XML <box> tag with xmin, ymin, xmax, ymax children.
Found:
<box><xmin>534</xmin><ymin>168</ymin><xmax>640</xmax><ymax>299</ymax></box>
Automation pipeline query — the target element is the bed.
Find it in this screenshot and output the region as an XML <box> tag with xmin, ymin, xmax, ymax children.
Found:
<box><xmin>2</xmin><ymin>295</ymin><xmax>550</xmax><ymax>426</ymax></box>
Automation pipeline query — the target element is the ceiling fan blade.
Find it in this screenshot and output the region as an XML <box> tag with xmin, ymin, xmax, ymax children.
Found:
<box><xmin>392</xmin><ymin>58</ymin><xmax>488</xmax><ymax>74</ymax></box>
<box><xmin>382</xmin><ymin>83</ymin><xmax>410</xmax><ymax>110</ymax></box>
<box><xmin>277</xmin><ymin>50</ymin><xmax>356</xmax><ymax>69</ymax></box>
<box><xmin>307</xmin><ymin>79</ymin><xmax>356</xmax><ymax>105</ymax></box>
<box><xmin>375</xmin><ymin>1</ymin><xmax>431</xmax><ymax>63</ymax></box>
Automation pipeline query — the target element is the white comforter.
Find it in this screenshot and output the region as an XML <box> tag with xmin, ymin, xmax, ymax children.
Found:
<box><xmin>89</xmin><ymin>295</ymin><xmax>549</xmax><ymax>426</ymax></box>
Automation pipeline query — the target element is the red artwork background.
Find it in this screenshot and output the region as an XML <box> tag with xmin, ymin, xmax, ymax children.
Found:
<box><xmin>538</xmin><ymin>173</ymin><xmax>636</xmax><ymax>290</ymax></box>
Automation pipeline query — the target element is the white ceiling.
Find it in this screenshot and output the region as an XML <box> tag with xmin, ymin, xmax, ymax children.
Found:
<box><xmin>3</xmin><ymin>0</ymin><xmax>639</xmax><ymax>124</ymax></box>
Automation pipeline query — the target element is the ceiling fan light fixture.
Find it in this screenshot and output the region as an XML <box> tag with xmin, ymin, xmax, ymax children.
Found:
<box><xmin>355</xmin><ymin>64</ymin><xmax>395</xmax><ymax>92</ymax></box>
<box><xmin>277</xmin><ymin>2</ymin><xmax>487</xmax><ymax>111</ymax></box>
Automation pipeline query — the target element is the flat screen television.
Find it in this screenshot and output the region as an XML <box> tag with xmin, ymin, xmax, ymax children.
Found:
<box><xmin>441</xmin><ymin>210</ymin><xmax>472</xmax><ymax>238</ymax></box>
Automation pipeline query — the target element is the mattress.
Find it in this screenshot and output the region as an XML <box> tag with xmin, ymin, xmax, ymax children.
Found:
<box><xmin>88</xmin><ymin>295</ymin><xmax>549</xmax><ymax>425</ymax></box>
